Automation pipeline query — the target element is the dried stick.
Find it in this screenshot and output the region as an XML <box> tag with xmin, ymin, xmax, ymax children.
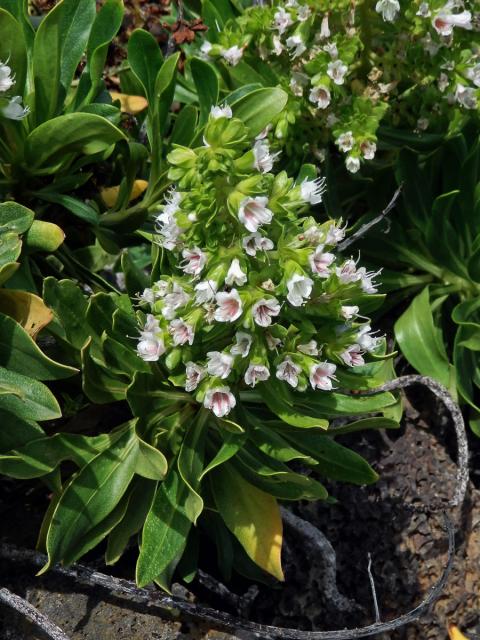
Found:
<box><xmin>337</xmin><ymin>186</ymin><xmax>402</xmax><ymax>252</ymax></box>
<box><xmin>366</xmin><ymin>554</ymin><xmax>381</xmax><ymax>624</ymax></box>
<box><xmin>0</xmin><ymin>586</ymin><xmax>71</xmax><ymax>640</ymax></box>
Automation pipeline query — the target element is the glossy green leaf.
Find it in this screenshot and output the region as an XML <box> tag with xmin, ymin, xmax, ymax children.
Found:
<box><xmin>0</xmin><ymin>366</ymin><xmax>61</xmax><ymax>422</ymax></box>
<box><xmin>259</xmin><ymin>380</ymin><xmax>329</xmax><ymax>429</ymax></box>
<box><xmin>0</xmin><ymin>10</ymin><xmax>27</xmax><ymax>97</ymax></box>
<box><xmin>43</xmin><ymin>278</ymin><xmax>89</xmax><ymax>350</ymax></box>
<box><xmin>170</xmin><ymin>104</ymin><xmax>198</xmax><ymax>147</ymax></box>
<box><xmin>231</xmin><ymin>87</ymin><xmax>288</xmax><ymax>137</ymax></box>
<box><xmin>0</xmin><ymin>409</ymin><xmax>44</xmax><ymax>454</ymax></box>
<box><xmin>35</xmin><ymin>192</ymin><xmax>99</xmax><ymax>225</ymax></box>
<box><xmin>128</xmin><ymin>29</ymin><xmax>163</xmax><ymax>102</ymax></box>
<box><xmin>0</xmin><ymin>202</ymin><xmax>34</xmax><ymax>235</ymax></box>
<box><xmin>177</xmin><ymin>411</ymin><xmax>208</xmax><ymax>523</ymax></box>
<box><xmin>136</xmin><ymin>438</ymin><xmax>168</xmax><ymax>480</ymax></box>
<box><xmin>190</xmin><ymin>57</ymin><xmax>219</xmax><ymax>125</ymax></box>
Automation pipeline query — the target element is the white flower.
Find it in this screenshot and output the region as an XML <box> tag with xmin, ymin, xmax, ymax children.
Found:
<box><xmin>432</xmin><ymin>8</ymin><xmax>472</xmax><ymax>36</ymax></box>
<box><xmin>181</xmin><ymin>247</ymin><xmax>207</xmax><ymax>276</ymax></box>
<box><xmin>303</xmin><ymin>224</ymin><xmax>324</xmax><ymax>245</ymax></box>
<box><xmin>309</xmin><ymin>246</ymin><xmax>335</xmax><ymax>277</ymax></box>
<box><xmin>139</xmin><ymin>288</ymin><xmax>155</xmax><ymax>305</ymax></box>
<box><xmin>225</xmin><ymin>258</ymin><xmax>247</xmax><ymax>287</ymax></box>
<box><xmin>325</xmin><ymin>221</ymin><xmax>346</xmax><ymax>245</ymax></box>
<box><xmin>169</xmin><ymin>318</ymin><xmax>194</xmax><ymax>346</ymax></box>
<box><xmin>323</xmin><ymin>42</ymin><xmax>338</xmax><ymax>59</ymax></box>
<box><xmin>238</xmin><ymin>196</ymin><xmax>273</xmax><ymax>233</ymax></box>
<box><xmin>194</xmin><ymin>279</ymin><xmax>218</xmax><ymax>304</ymax></box>
<box><xmin>336</xmin><ymin>259</ymin><xmax>359</xmax><ymax>283</ymax></box>
<box><xmin>266</xmin><ymin>332</ymin><xmax>282</xmax><ymax>351</ymax></box>
<box><xmin>204</xmin><ymin>386</ymin><xmax>236</xmax><ymax>417</ymax></box>
<box><xmin>2</xmin><ymin>96</ymin><xmax>29</xmax><ymax>120</ymax></box>
<box><xmin>276</xmin><ymin>357</ymin><xmax>302</xmax><ymax>388</ymax></box>
<box><xmin>153</xmin><ymin>280</ymin><xmax>170</xmax><ymax>298</ymax></box>
<box><xmin>207</xmin><ymin>351</ymin><xmax>234</xmax><ymax>379</ymax></box>
<box><xmin>210</xmin><ymin>104</ymin><xmax>233</xmax><ymax>119</ymax></box>
<box><xmin>357</xmin><ymin>325</ymin><xmax>380</xmax><ymax>352</ymax></box>
<box><xmin>137</xmin><ymin>336</ymin><xmax>165</xmax><ymax>361</ymax></box>
<box><xmin>309</xmin><ymin>85</ymin><xmax>331</xmax><ymax>109</ymax></box>
<box><xmin>416</xmin><ymin>118</ymin><xmax>429</xmax><ymax>131</ymax></box>
<box><xmin>438</xmin><ymin>72</ymin><xmax>450</xmax><ymax>92</ymax></box>
<box><xmin>297</xmin><ymin>5</ymin><xmax>311</xmax><ymax>21</ymax></box>
<box><xmin>298</xmin><ymin>340</ymin><xmax>319</xmax><ymax>356</ymax></box>
<box><xmin>341</xmin><ymin>344</ymin><xmax>365</xmax><ymax>367</ymax></box>
<box><xmin>286</xmin><ymin>35</ymin><xmax>306</xmax><ymax>59</ymax></box>
<box><xmin>357</xmin><ymin>267</ymin><xmax>380</xmax><ymax>293</ymax></box>
<box><xmin>327</xmin><ymin>59</ymin><xmax>348</xmax><ymax>85</ymax></box>
<box><xmin>156</xmin><ymin>205</ymin><xmax>183</xmax><ymax>250</ymax></box>
<box><xmin>244</xmin><ymin>364</ymin><xmax>270</xmax><ymax>387</ymax></box>
<box><xmin>200</xmin><ymin>41</ymin><xmax>213</xmax><ymax>58</ymax></box>
<box><xmin>336</xmin><ymin>131</ymin><xmax>355</xmax><ymax>152</ymax></box>
<box><xmin>185</xmin><ymin>362</ymin><xmax>206</xmax><ymax>392</ymax></box>
<box><xmin>230</xmin><ymin>331</ymin><xmax>252</xmax><ymax>358</ymax></box>
<box><xmin>222</xmin><ymin>45</ymin><xmax>244</xmax><ymax>66</ymax></box>
<box><xmin>341</xmin><ymin>305</ymin><xmax>359</xmax><ymax>320</ymax></box>
<box><xmin>272</xmin><ymin>35</ymin><xmax>284</xmax><ymax>56</ymax></box>
<box><xmin>162</xmin><ymin>283</ymin><xmax>190</xmax><ymax>320</ymax></box>
<box><xmin>346</xmin><ymin>156</ymin><xmax>361</xmax><ymax>173</ymax></box>
<box><xmin>360</xmin><ymin>140</ymin><xmax>377</xmax><ymax>160</ymax></box>
<box><xmin>416</xmin><ymin>2</ymin><xmax>431</xmax><ymax>17</ymax></box>
<box><xmin>287</xmin><ymin>273</ymin><xmax>313</xmax><ymax>306</ymax></box>
<box><xmin>301</xmin><ymin>177</ymin><xmax>326</xmax><ymax>205</ymax></box>
<box><xmin>0</xmin><ymin>62</ymin><xmax>14</xmax><ymax>93</ymax></box>
<box><xmin>140</xmin><ymin>313</ymin><xmax>161</xmax><ymax>338</ymax></box>
<box><xmin>215</xmin><ymin>289</ymin><xmax>243</xmax><ymax>322</ymax></box>
<box><xmin>242</xmin><ymin>232</ymin><xmax>274</xmax><ymax>256</ymax></box>
<box><xmin>467</xmin><ymin>63</ymin><xmax>480</xmax><ymax>88</ymax></box>
<box><xmin>319</xmin><ymin>14</ymin><xmax>330</xmax><ymax>38</ymax></box>
<box><xmin>273</xmin><ymin>7</ymin><xmax>293</xmax><ymax>34</ymax></box>
<box><xmin>309</xmin><ymin>362</ymin><xmax>337</xmax><ymax>390</ymax></box>
<box><xmin>252</xmin><ymin>297</ymin><xmax>281</xmax><ymax>327</ymax></box>
<box><xmin>455</xmin><ymin>84</ymin><xmax>477</xmax><ymax>109</ymax></box>
<box><xmin>375</xmin><ymin>0</ymin><xmax>400</xmax><ymax>22</ymax></box>
<box><xmin>290</xmin><ymin>72</ymin><xmax>309</xmax><ymax>96</ymax></box>
<box><xmin>253</xmin><ymin>139</ymin><xmax>280</xmax><ymax>173</ymax></box>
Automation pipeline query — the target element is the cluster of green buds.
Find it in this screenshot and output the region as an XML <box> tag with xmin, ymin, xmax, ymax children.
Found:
<box><xmin>135</xmin><ymin>108</ymin><xmax>381</xmax><ymax>417</ymax></box>
<box><xmin>0</xmin><ymin>60</ymin><xmax>29</xmax><ymax>121</ymax></box>
<box><xmin>198</xmin><ymin>0</ymin><xmax>478</xmax><ymax>172</ymax></box>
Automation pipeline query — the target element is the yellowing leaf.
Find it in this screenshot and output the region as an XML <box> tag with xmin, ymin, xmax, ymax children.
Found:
<box><xmin>0</xmin><ymin>290</ymin><xmax>52</xmax><ymax>339</ymax></box>
<box><xmin>101</xmin><ymin>180</ymin><xmax>149</xmax><ymax>208</ymax></box>
<box><xmin>109</xmin><ymin>91</ymin><xmax>148</xmax><ymax>114</ymax></box>
<box><xmin>449</xmin><ymin>625</ymin><xmax>470</xmax><ymax>640</ymax></box>
<box><xmin>212</xmin><ymin>464</ymin><xmax>284</xmax><ymax>581</ymax></box>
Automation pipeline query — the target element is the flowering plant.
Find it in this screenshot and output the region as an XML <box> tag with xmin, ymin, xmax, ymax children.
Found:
<box><xmin>195</xmin><ymin>0</ymin><xmax>479</xmax><ymax>172</ymax></box>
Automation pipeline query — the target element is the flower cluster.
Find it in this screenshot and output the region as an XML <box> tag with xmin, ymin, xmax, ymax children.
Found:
<box><xmin>136</xmin><ymin>109</ymin><xmax>382</xmax><ymax>417</ymax></box>
<box><xmin>0</xmin><ymin>61</ymin><xmax>29</xmax><ymax>121</ymax></box>
<box><xmin>198</xmin><ymin>0</ymin><xmax>478</xmax><ymax>172</ymax></box>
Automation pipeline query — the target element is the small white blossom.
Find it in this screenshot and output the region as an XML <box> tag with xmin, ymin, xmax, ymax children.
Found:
<box><xmin>303</xmin><ymin>224</ymin><xmax>325</xmax><ymax>245</ymax></box>
<box><xmin>200</xmin><ymin>41</ymin><xmax>213</xmax><ymax>58</ymax></box>
<box><xmin>204</xmin><ymin>386</ymin><xmax>236</xmax><ymax>417</ymax></box>
<box><xmin>244</xmin><ymin>364</ymin><xmax>270</xmax><ymax>387</ymax></box>
<box><xmin>287</xmin><ymin>273</ymin><xmax>314</xmax><ymax>307</ymax></box>
<box><xmin>225</xmin><ymin>258</ymin><xmax>247</xmax><ymax>286</ymax></box>
<box><xmin>231</xmin><ymin>332</ymin><xmax>252</xmax><ymax>358</ymax></box>
<box><xmin>0</xmin><ymin>62</ymin><xmax>14</xmax><ymax>93</ymax></box>
<box><xmin>416</xmin><ymin>117</ymin><xmax>429</xmax><ymax>131</ymax></box>
<box><xmin>210</xmin><ymin>104</ymin><xmax>233</xmax><ymax>119</ymax></box>
<box><xmin>309</xmin><ymin>362</ymin><xmax>337</xmax><ymax>390</ymax></box>
<box><xmin>181</xmin><ymin>247</ymin><xmax>207</xmax><ymax>276</ymax></box>
<box><xmin>336</xmin><ymin>131</ymin><xmax>355</xmax><ymax>152</ymax></box>
<box><xmin>309</xmin><ymin>246</ymin><xmax>335</xmax><ymax>277</ymax></box>
<box><xmin>309</xmin><ymin>85</ymin><xmax>331</xmax><ymax>109</ymax></box>
<box><xmin>139</xmin><ymin>288</ymin><xmax>155</xmax><ymax>305</ymax></box>
<box><xmin>301</xmin><ymin>177</ymin><xmax>326</xmax><ymax>205</ymax></box>
<box><xmin>140</xmin><ymin>314</ymin><xmax>161</xmax><ymax>337</ymax></box>
<box><xmin>137</xmin><ymin>336</ymin><xmax>165</xmax><ymax>361</ymax></box>
<box><xmin>357</xmin><ymin>267</ymin><xmax>380</xmax><ymax>293</ymax></box>
<box><xmin>438</xmin><ymin>72</ymin><xmax>450</xmax><ymax>92</ymax></box>
<box><xmin>286</xmin><ymin>35</ymin><xmax>306</xmax><ymax>59</ymax></box>
<box><xmin>252</xmin><ymin>297</ymin><xmax>281</xmax><ymax>327</ymax></box>
<box><xmin>162</xmin><ymin>283</ymin><xmax>190</xmax><ymax>320</ymax></box>
<box><xmin>455</xmin><ymin>84</ymin><xmax>477</xmax><ymax>109</ymax></box>
<box><xmin>185</xmin><ymin>362</ymin><xmax>206</xmax><ymax>392</ymax></box>
<box><xmin>2</xmin><ymin>96</ymin><xmax>29</xmax><ymax>120</ymax></box>
<box><xmin>242</xmin><ymin>232</ymin><xmax>274</xmax><ymax>256</ymax></box>
<box><xmin>341</xmin><ymin>344</ymin><xmax>365</xmax><ymax>367</ymax></box>
<box><xmin>341</xmin><ymin>305</ymin><xmax>359</xmax><ymax>320</ymax></box>
<box><xmin>207</xmin><ymin>351</ymin><xmax>234</xmax><ymax>379</ymax></box>
<box><xmin>266</xmin><ymin>332</ymin><xmax>282</xmax><ymax>351</ymax></box>
<box><xmin>153</xmin><ymin>280</ymin><xmax>170</xmax><ymax>298</ymax></box>
<box><xmin>169</xmin><ymin>318</ymin><xmax>195</xmax><ymax>346</ymax></box>
<box><xmin>416</xmin><ymin>2</ymin><xmax>431</xmax><ymax>17</ymax></box>
<box><xmin>325</xmin><ymin>221</ymin><xmax>346</xmax><ymax>245</ymax></box>
<box><xmin>466</xmin><ymin>63</ymin><xmax>480</xmax><ymax>88</ymax></box>
<box><xmin>336</xmin><ymin>259</ymin><xmax>360</xmax><ymax>284</ymax></box>
<box><xmin>323</xmin><ymin>42</ymin><xmax>338</xmax><ymax>59</ymax></box>
<box><xmin>272</xmin><ymin>35</ymin><xmax>284</xmax><ymax>56</ymax></box>
<box><xmin>276</xmin><ymin>357</ymin><xmax>302</xmax><ymax>388</ymax></box>
<box><xmin>432</xmin><ymin>7</ymin><xmax>472</xmax><ymax>36</ymax></box>
<box><xmin>319</xmin><ymin>14</ymin><xmax>331</xmax><ymax>38</ymax></box>
<box><xmin>375</xmin><ymin>0</ymin><xmax>400</xmax><ymax>22</ymax></box>
<box><xmin>253</xmin><ymin>139</ymin><xmax>280</xmax><ymax>173</ymax></box>
<box><xmin>356</xmin><ymin>325</ymin><xmax>380</xmax><ymax>352</ymax></box>
<box><xmin>273</xmin><ymin>7</ymin><xmax>293</xmax><ymax>34</ymax></box>
<box><xmin>360</xmin><ymin>140</ymin><xmax>377</xmax><ymax>160</ymax></box>
<box><xmin>222</xmin><ymin>45</ymin><xmax>244</xmax><ymax>66</ymax></box>
<box><xmin>346</xmin><ymin>156</ymin><xmax>361</xmax><ymax>173</ymax></box>
<box><xmin>238</xmin><ymin>196</ymin><xmax>273</xmax><ymax>232</ymax></box>
<box><xmin>327</xmin><ymin>59</ymin><xmax>348</xmax><ymax>85</ymax></box>
<box><xmin>194</xmin><ymin>280</ymin><xmax>218</xmax><ymax>304</ymax></box>
<box><xmin>297</xmin><ymin>5</ymin><xmax>311</xmax><ymax>21</ymax></box>
<box><xmin>215</xmin><ymin>289</ymin><xmax>243</xmax><ymax>322</ymax></box>
<box><xmin>298</xmin><ymin>340</ymin><xmax>319</xmax><ymax>356</ymax></box>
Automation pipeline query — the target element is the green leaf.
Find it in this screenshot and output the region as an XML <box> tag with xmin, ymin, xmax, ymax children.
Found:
<box><xmin>33</xmin><ymin>0</ymin><xmax>96</xmax><ymax>121</ymax></box>
<box><xmin>0</xmin><ymin>201</ymin><xmax>34</xmax><ymax>235</ymax></box>
<box><xmin>231</xmin><ymin>87</ymin><xmax>288</xmax><ymax>137</ymax></box>
<box><xmin>81</xmin><ymin>339</ymin><xmax>128</xmax><ymax>403</ymax></box>
<box><xmin>199</xmin><ymin>432</ymin><xmax>245</xmax><ymax>480</ymax></box>
<box><xmin>0</xmin><ymin>409</ymin><xmax>44</xmax><ymax>454</ymax></box>
<box><xmin>43</xmin><ymin>277</ymin><xmax>89</xmax><ymax>350</ymax></box>
<box><xmin>136</xmin><ymin>437</ymin><xmax>168</xmax><ymax>480</ymax></box>
<box><xmin>128</xmin><ymin>29</ymin><xmax>163</xmax><ymax>102</ymax></box>
<box><xmin>259</xmin><ymin>380</ymin><xmax>329</xmax><ymax>429</ymax></box>
<box><xmin>42</xmin><ymin>425</ymin><xmax>138</xmax><ymax>571</ymax></box>
<box><xmin>296</xmin><ymin>390</ymin><xmax>398</xmax><ymax>418</ymax></box>
<box><xmin>25</xmin><ymin>113</ymin><xmax>126</xmax><ymax>174</ymax></box>
<box><xmin>395</xmin><ymin>287</ymin><xmax>451</xmax><ymax>388</ymax></box>
<box><xmin>282</xmin><ymin>430</ymin><xmax>379</xmax><ymax>485</ymax></box>
<box><xmin>177</xmin><ymin>411</ymin><xmax>208</xmax><ymax>523</ymax></box>
<box><xmin>33</xmin><ymin>192</ymin><xmax>99</xmax><ymax>225</ymax></box>
<box><xmin>0</xmin><ymin>10</ymin><xmax>27</xmax><ymax>98</ymax></box>
<box><xmin>136</xmin><ymin>469</ymin><xmax>192</xmax><ymax>587</ymax></box>
<box><xmin>0</xmin><ymin>366</ymin><xmax>61</xmax><ymax>422</ymax></box>
<box><xmin>327</xmin><ymin>416</ymin><xmax>400</xmax><ymax>436</ymax></box>
<box><xmin>0</xmin><ymin>313</ymin><xmax>77</xmax><ymax>380</ymax></box>
<box><xmin>170</xmin><ymin>105</ymin><xmax>198</xmax><ymax>147</ymax></box>
<box><xmin>211</xmin><ymin>463</ymin><xmax>284</xmax><ymax>581</ymax></box>
<box><xmin>190</xmin><ymin>57</ymin><xmax>219</xmax><ymax>125</ymax></box>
